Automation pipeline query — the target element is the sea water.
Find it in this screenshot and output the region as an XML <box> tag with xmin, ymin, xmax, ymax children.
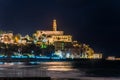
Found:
<box><xmin>0</xmin><ymin>62</ymin><xmax>120</xmax><ymax>80</ymax></box>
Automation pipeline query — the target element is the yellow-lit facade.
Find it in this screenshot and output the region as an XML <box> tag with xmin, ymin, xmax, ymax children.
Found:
<box><xmin>52</xmin><ymin>35</ymin><xmax>72</xmax><ymax>42</ymax></box>
<box><xmin>0</xmin><ymin>19</ymin><xmax>103</xmax><ymax>59</ymax></box>
<box><xmin>33</xmin><ymin>19</ymin><xmax>72</xmax><ymax>44</ymax></box>
<box><xmin>107</xmin><ymin>56</ymin><xmax>115</xmax><ymax>60</ymax></box>
<box><xmin>0</xmin><ymin>33</ymin><xmax>14</xmax><ymax>44</ymax></box>
<box><xmin>93</xmin><ymin>53</ymin><xmax>102</xmax><ymax>59</ymax></box>
<box><xmin>34</xmin><ymin>31</ymin><xmax>72</xmax><ymax>44</ymax></box>
<box><xmin>53</xmin><ymin>19</ymin><xmax>57</xmax><ymax>31</ymax></box>
<box><xmin>35</xmin><ymin>31</ymin><xmax>64</xmax><ymax>37</ymax></box>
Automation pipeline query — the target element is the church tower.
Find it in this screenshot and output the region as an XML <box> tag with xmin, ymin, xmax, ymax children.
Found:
<box><xmin>53</xmin><ymin>19</ymin><xmax>57</xmax><ymax>31</ymax></box>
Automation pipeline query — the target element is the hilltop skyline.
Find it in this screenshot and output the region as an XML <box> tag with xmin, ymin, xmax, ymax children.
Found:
<box><xmin>0</xmin><ymin>0</ymin><xmax>120</xmax><ymax>57</ymax></box>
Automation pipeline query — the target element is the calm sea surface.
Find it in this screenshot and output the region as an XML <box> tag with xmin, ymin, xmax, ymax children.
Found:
<box><xmin>0</xmin><ymin>61</ymin><xmax>120</xmax><ymax>80</ymax></box>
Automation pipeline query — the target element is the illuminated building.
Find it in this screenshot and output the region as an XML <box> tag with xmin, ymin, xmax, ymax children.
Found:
<box><xmin>54</xmin><ymin>41</ymin><xmax>65</xmax><ymax>50</ymax></box>
<box><xmin>54</xmin><ymin>50</ymin><xmax>63</xmax><ymax>58</ymax></box>
<box><xmin>18</xmin><ymin>37</ymin><xmax>27</xmax><ymax>44</ymax></box>
<box><xmin>0</xmin><ymin>19</ymin><xmax>102</xmax><ymax>59</ymax></box>
<box><xmin>33</xmin><ymin>19</ymin><xmax>72</xmax><ymax>44</ymax></box>
<box><xmin>53</xmin><ymin>19</ymin><xmax>57</xmax><ymax>31</ymax></box>
<box><xmin>52</xmin><ymin>35</ymin><xmax>72</xmax><ymax>42</ymax></box>
<box><xmin>0</xmin><ymin>32</ymin><xmax>14</xmax><ymax>44</ymax></box>
<box><xmin>35</xmin><ymin>30</ymin><xmax>64</xmax><ymax>37</ymax></box>
<box><xmin>107</xmin><ymin>56</ymin><xmax>115</xmax><ymax>60</ymax></box>
<box><xmin>115</xmin><ymin>58</ymin><xmax>120</xmax><ymax>60</ymax></box>
<box><xmin>93</xmin><ymin>53</ymin><xmax>102</xmax><ymax>59</ymax></box>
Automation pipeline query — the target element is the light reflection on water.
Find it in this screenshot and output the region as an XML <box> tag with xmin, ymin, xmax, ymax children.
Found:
<box><xmin>0</xmin><ymin>61</ymin><xmax>83</xmax><ymax>78</ymax></box>
<box><xmin>40</xmin><ymin>62</ymin><xmax>77</xmax><ymax>71</ymax></box>
<box><xmin>46</xmin><ymin>66</ymin><xmax>76</xmax><ymax>71</ymax></box>
<box><xmin>0</xmin><ymin>62</ymin><xmax>120</xmax><ymax>80</ymax></box>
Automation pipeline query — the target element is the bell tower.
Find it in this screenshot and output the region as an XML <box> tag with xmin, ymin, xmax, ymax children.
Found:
<box><xmin>53</xmin><ymin>19</ymin><xmax>57</xmax><ymax>31</ymax></box>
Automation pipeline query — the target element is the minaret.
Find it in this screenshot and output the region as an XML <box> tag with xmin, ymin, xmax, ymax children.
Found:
<box><xmin>53</xmin><ymin>19</ymin><xmax>57</xmax><ymax>31</ymax></box>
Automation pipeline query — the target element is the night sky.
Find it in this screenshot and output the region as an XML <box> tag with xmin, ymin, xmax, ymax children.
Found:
<box><xmin>0</xmin><ymin>0</ymin><xmax>120</xmax><ymax>57</ymax></box>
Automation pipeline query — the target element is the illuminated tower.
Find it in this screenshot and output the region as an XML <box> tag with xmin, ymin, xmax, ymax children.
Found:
<box><xmin>53</xmin><ymin>19</ymin><xmax>57</xmax><ymax>31</ymax></box>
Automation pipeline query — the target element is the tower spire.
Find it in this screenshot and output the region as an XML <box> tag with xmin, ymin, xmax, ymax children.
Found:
<box><xmin>53</xmin><ymin>19</ymin><xmax>57</xmax><ymax>31</ymax></box>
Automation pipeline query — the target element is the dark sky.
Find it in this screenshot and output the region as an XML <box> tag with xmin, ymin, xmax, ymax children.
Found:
<box><xmin>0</xmin><ymin>0</ymin><xmax>120</xmax><ymax>57</ymax></box>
